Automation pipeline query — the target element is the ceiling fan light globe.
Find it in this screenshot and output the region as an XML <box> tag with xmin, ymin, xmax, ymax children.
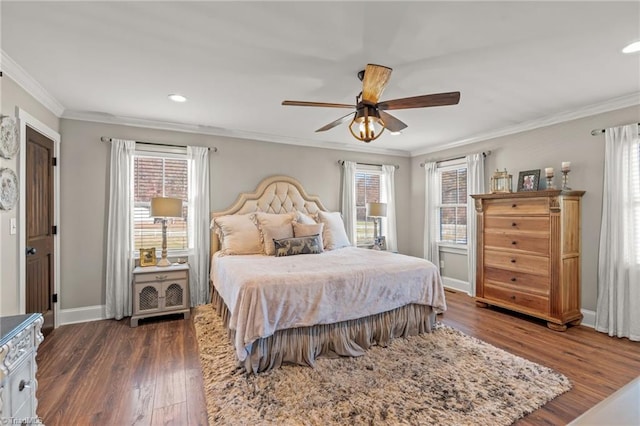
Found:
<box><xmin>349</xmin><ymin>114</ymin><xmax>384</xmax><ymax>143</ymax></box>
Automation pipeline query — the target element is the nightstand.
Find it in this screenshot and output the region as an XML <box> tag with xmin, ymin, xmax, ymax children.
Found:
<box><xmin>131</xmin><ymin>263</ymin><xmax>190</xmax><ymax>327</ymax></box>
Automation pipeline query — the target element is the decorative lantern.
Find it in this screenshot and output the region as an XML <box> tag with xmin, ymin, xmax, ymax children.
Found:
<box><xmin>490</xmin><ymin>169</ymin><xmax>512</xmax><ymax>193</ymax></box>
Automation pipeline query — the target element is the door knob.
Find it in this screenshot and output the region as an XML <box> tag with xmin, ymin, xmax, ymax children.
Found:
<box><xmin>26</xmin><ymin>247</ymin><xmax>37</xmax><ymax>256</ymax></box>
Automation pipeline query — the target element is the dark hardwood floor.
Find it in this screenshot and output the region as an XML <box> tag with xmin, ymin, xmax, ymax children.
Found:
<box><xmin>36</xmin><ymin>290</ymin><xmax>640</xmax><ymax>425</ymax></box>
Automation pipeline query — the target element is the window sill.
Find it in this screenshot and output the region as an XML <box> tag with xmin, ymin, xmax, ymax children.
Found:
<box><xmin>134</xmin><ymin>249</ymin><xmax>192</xmax><ymax>260</ymax></box>
<box><xmin>437</xmin><ymin>243</ymin><xmax>468</xmax><ymax>255</ymax></box>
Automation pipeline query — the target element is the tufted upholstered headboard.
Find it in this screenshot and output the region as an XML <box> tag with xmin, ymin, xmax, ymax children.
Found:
<box><xmin>210</xmin><ymin>175</ymin><xmax>328</xmax><ymax>257</ymax></box>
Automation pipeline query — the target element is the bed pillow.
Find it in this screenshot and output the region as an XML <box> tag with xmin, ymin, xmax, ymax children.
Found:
<box><xmin>294</xmin><ymin>211</ymin><xmax>317</xmax><ymax>225</ymax></box>
<box><xmin>251</xmin><ymin>212</ymin><xmax>297</xmax><ymax>253</ymax></box>
<box><xmin>292</xmin><ymin>222</ymin><xmax>324</xmax><ymax>250</ymax></box>
<box><xmin>213</xmin><ymin>214</ymin><xmax>263</xmax><ymax>255</ymax></box>
<box><xmin>273</xmin><ymin>235</ymin><xmax>323</xmax><ymax>257</ymax></box>
<box><xmin>262</xmin><ymin>224</ymin><xmax>294</xmax><ymax>256</ymax></box>
<box><xmin>315</xmin><ymin>211</ymin><xmax>351</xmax><ymax>250</ymax></box>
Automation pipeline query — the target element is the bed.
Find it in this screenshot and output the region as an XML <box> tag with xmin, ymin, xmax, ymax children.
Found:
<box><xmin>209</xmin><ymin>175</ymin><xmax>446</xmax><ymax>373</ymax></box>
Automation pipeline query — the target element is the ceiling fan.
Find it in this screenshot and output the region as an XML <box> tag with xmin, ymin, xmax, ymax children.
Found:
<box><xmin>282</xmin><ymin>64</ymin><xmax>460</xmax><ymax>143</ymax></box>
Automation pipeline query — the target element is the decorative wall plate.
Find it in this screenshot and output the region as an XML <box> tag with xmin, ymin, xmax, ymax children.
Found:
<box><xmin>0</xmin><ymin>167</ymin><xmax>19</xmax><ymax>211</ymax></box>
<box><xmin>0</xmin><ymin>115</ymin><xmax>19</xmax><ymax>159</ymax></box>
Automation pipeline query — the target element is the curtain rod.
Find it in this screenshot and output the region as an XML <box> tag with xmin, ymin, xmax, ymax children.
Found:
<box><xmin>337</xmin><ymin>160</ymin><xmax>399</xmax><ymax>170</ymax></box>
<box><xmin>100</xmin><ymin>136</ymin><xmax>217</xmax><ymax>152</ymax></box>
<box><xmin>590</xmin><ymin>123</ymin><xmax>640</xmax><ymax>136</ymax></box>
<box><xmin>419</xmin><ymin>150</ymin><xmax>491</xmax><ymax>167</ymax></box>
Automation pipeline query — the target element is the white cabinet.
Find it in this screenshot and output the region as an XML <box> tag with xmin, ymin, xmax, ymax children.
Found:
<box><xmin>0</xmin><ymin>313</ymin><xmax>44</xmax><ymax>423</ymax></box>
<box><xmin>131</xmin><ymin>264</ymin><xmax>190</xmax><ymax>327</ymax></box>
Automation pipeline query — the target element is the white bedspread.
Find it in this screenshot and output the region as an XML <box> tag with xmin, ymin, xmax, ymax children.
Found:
<box><xmin>210</xmin><ymin>247</ymin><xmax>447</xmax><ymax>362</ymax></box>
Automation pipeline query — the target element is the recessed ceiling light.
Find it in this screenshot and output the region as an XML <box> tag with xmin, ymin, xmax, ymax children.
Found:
<box><xmin>622</xmin><ymin>41</ymin><xmax>640</xmax><ymax>54</ymax></box>
<box><xmin>389</xmin><ymin>131</ymin><xmax>402</xmax><ymax>136</ymax></box>
<box><xmin>168</xmin><ymin>94</ymin><xmax>187</xmax><ymax>102</ymax></box>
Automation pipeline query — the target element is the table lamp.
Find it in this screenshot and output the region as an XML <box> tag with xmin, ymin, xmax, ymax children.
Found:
<box><xmin>150</xmin><ymin>197</ymin><xmax>183</xmax><ymax>267</ymax></box>
<box><xmin>366</xmin><ymin>202</ymin><xmax>387</xmax><ymax>241</ymax></box>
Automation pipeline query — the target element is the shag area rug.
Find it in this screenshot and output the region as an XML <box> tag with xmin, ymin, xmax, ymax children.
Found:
<box><xmin>194</xmin><ymin>304</ymin><xmax>571</xmax><ymax>425</ymax></box>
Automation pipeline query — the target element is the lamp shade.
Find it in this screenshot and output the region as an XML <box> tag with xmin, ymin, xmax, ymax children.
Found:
<box><xmin>150</xmin><ymin>197</ymin><xmax>183</xmax><ymax>218</ymax></box>
<box><xmin>366</xmin><ymin>202</ymin><xmax>387</xmax><ymax>218</ymax></box>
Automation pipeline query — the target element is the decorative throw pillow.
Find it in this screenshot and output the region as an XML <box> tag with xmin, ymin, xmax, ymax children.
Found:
<box><xmin>294</xmin><ymin>211</ymin><xmax>317</xmax><ymax>225</ymax></box>
<box><xmin>213</xmin><ymin>214</ymin><xmax>263</xmax><ymax>255</ymax></box>
<box><xmin>292</xmin><ymin>222</ymin><xmax>324</xmax><ymax>250</ymax></box>
<box><xmin>315</xmin><ymin>211</ymin><xmax>351</xmax><ymax>250</ymax></box>
<box><xmin>273</xmin><ymin>234</ymin><xmax>323</xmax><ymax>257</ymax></box>
<box><xmin>251</xmin><ymin>212</ymin><xmax>297</xmax><ymax>253</ymax></box>
<box><xmin>262</xmin><ymin>224</ymin><xmax>294</xmax><ymax>256</ymax></box>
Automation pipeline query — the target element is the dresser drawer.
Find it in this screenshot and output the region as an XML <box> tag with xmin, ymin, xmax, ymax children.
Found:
<box><xmin>134</xmin><ymin>270</ymin><xmax>187</xmax><ymax>284</ymax></box>
<box><xmin>9</xmin><ymin>356</ymin><xmax>34</xmax><ymax>414</ymax></box>
<box><xmin>485</xmin><ymin>267</ymin><xmax>550</xmax><ymax>294</ymax></box>
<box><xmin>485</xmin><ymin>198</ymin><xmax>549</xmax><ymax>216</ymax></box>
<box><xmin>485</xmin><ymin>216</ymin><xmax>549</xmax><ymax>232</ymax></box>
<box><xmin>484</xmin><ymin>232</ymin><xmax>549</xmax><ymax>255</ymax></box>
<box><xmin>484</xmin><ymin>250</ymin><xmax>549</xmax><ymax>275</ymax></box>
<box><xmin>484</xmin><ymin>284</ymin><xmax>549</xmax><ymax>314</ymax></box>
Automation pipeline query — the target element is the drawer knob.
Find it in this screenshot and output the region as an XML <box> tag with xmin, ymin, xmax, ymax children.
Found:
<box><xmin>156</xmin><ymin>275</ymin><xmax>168</xmax><ymax>280</ymax></box>
<box><xmin>510</xmin><ymin>259</ymin><xmax>516</xmax><ymax>263</ymax></box>
<box><xmin>511</xmin><ymin>241</ymin><xmax>517</xmax><ymax>245</ymax></box>
<box><xmin>512</xmin><ymin>204</ymin><xmax>517</xmax><ymax>208</ymax></box>
<box><xmin>512</xmin><ymin>222</ymin><xmax>517</xmax><ymax>227</ymax></box>
<box><xmin>18</xmin><ymin>379</ymin><xmax>31</xmax><ymax>392</ymax></box>
<box><xmin>511</xmin><ymin>277</ymin><xmax>517</xmax><ymax>282</ymax></box>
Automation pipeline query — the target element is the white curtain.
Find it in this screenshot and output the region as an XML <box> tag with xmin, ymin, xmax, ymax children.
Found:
<box><xmin>105</xmin><ymin>139</ymin><xmax>135</xmax><ymax>320</ymax></box>
<box><xmin>596</xmin><ymin>123</ymin><xmax>640</xmax><ymax>341</ymax></box>
<box><xmin>341</xmin><ymin>160</ymin><xmax>357</xmax><ymax>245</ymax></box>
<box><xmin>187</xmin><ymin>146</ymin><xmax>211</xmax><ymax>306</ymax></box>
<box><xmin>423</xmin><ymin>162</ymin><xmax>440</xmax><ymax>269</ymax></box>
<box><xmin>466</xmin><ymin>153</ymin><xmax>485</xmax><ymax>296</ymax></box>
<box><xmin>381</xmin><ymin>164</ymin><xmax>398</xmax><ymax>252</ymax></box>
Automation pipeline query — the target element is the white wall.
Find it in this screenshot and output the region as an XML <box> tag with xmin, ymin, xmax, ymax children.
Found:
<box><xmin>0</xmin><ymin>76</ymin><xmax>60</xmax><ymax>316</ymax></box>
<box><xmin>409</xmin><ymin>105</ymin><xmax>640</xmax><ymax>311</ymax></box>
<box><xmin>59</xmin><ymin>118</ymin><xmax>412</xmax><ymax>310</ymax></box>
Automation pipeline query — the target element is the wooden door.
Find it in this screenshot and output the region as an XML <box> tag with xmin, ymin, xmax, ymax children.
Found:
<box><xmin>25</xmin><ymin>126</ymin><xmax>55</xmax><ymax>335</ymax></box>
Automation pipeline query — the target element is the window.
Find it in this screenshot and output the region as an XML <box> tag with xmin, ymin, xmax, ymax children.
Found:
<box><xmin>437</xmin><ymin>159</ymin><xmax>467</xmax><ymax>245</ymax></box>
<box><xmin>133</xmin><ymin>150</ymin><xmax>189</xmax><ymax>256</ymax></box>
<box><xmin>355</xmin><ymin>167</ymin><xmax>382</xmax><ymax>246</ymax></box>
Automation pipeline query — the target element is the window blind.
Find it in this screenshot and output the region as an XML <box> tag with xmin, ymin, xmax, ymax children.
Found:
<box><xmin>133</xmin><ymin>155</ymin><xmax>188</xmax><ymax>252</ymax></box>
<box><xmin>438</xmin><ymin>163</ymin><xmax>467</xmax><ymax>244</ymax></box>
<box><xmin>355</xmin><ymin>171</ymin><xmax>381</xmax><ymax>245</ymax></box>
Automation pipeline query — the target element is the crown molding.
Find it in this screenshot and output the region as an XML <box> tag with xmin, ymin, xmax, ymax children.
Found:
<box><xmin>61</xmin><ymin>110</ymin><xmax>412</xmax><ymax>157</ymax></box>
<box><xmin>410</xmin><ymin>92</ymin><xmax>640</xmax><ymax>157</ymax></box>
<box><xmin>1</xmin><ymin>50</ymin><xmax>65</xmax><ymax>117</ymax></box>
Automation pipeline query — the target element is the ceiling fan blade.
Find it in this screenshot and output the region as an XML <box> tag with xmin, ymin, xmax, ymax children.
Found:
<box><xmin>377</xmin><ymin>91</ymin><xmax>461</xmax><ymax>110</ymax></box>
<box><xmin>379</xmin><ymin>111</ymin><xmax>408</xmax><ymax>133</ymax></box>
<box><xmin>361</xmin><ymin>64</ymin><xmax>393</xmax><ymax>104</ymax></box>
<box><xmin>282</xmin><ymin>100</ymin><xmax>355</xmax><ymax>108</ymax></box>
<box><xmin>315</xmin><ymin>112</ymin><xmax>355</xmax><ymax>132</ymax></box>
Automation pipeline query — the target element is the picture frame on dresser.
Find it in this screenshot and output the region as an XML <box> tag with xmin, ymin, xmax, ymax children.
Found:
<box><xmin>517</xmin><ymin>169</ymin><xmax>540</xmax><ymax>191</ymax></box>
<box><xmin>139</xmin><ymin>247</ymin><xmax>157</xmax><ymax>267</ymax></box>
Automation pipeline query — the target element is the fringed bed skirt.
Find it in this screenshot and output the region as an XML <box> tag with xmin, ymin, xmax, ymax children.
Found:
<box><xmin>211</xmin><ymin>287</ymin><xmax>438</xmax><ymax>373</ymax></box>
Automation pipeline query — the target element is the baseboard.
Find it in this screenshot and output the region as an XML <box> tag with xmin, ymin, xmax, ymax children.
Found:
<box><xmin>580</xmin><ymin>308</ymin><xmax>596</xmax><ymax>329</ymax></box>
<box><xmin>59</xmin><ymin>305</ymin><xmax>108</xmax><ymax>326</ymax></box>
<box><xmin>442</xmin><ymin>277</ymin><xmax>471</xmax><ymax>296</ymax></box>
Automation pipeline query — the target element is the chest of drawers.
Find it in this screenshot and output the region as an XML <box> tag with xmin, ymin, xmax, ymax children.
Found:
<box><xmin>471</xmin><ymin>190</ymin><xmax>585</xmax><ymax>331</ymax></box>
<box><xmin>0</xmin><ymin>313</ymin><xmax>44</xmax><ymax>422</ymax></box>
